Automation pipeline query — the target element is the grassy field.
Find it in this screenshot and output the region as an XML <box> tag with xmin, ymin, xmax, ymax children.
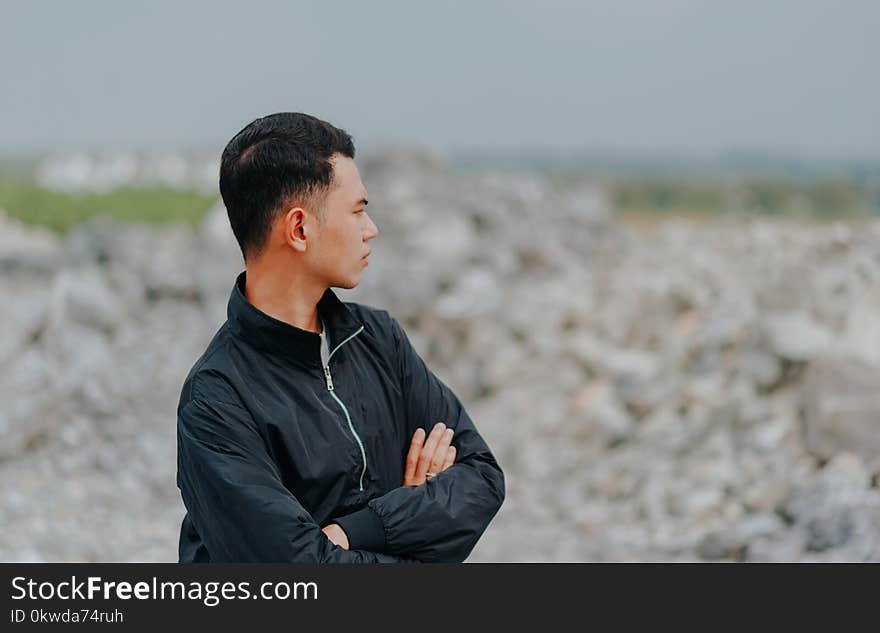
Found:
<box><xmin>605</xmin><ymin>177</ymin><xmax>878</xmax><ymax>219</ymax></box>
<box><xmin>0</xmin><ymin>173</ymin><xmax>877</xmax><ymax>235</ymax></box>
<box><xmin>0</xmin><ymin>180</ymin><xmax>217</xmax><ymax>233</ymax></box>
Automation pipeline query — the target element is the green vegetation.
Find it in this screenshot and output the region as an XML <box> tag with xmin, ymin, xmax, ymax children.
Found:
<box><xmin>456</xmin><ymin>150</ymin><xmax>880</xmax><ymax>219</ymax></box>
<box><xmin>607</xmin><ymin>177</ymin><xmax>879</xmax><ymax>218</ymax></box>
<box><xmin>0</xmin><ymin>170</ymin><xmax>878</xmax><ymax>236</ymax></box>
<box><xmin>0</xmin><ymin>180</ymin><xmax>217</xmax><ymax>233</ymax></box>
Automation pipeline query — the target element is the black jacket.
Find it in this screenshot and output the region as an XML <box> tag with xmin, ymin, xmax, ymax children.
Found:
<box><xmin>176</xmin><ymin>271</ymin><xmax>505</xmax><ymax>562</ymax></box>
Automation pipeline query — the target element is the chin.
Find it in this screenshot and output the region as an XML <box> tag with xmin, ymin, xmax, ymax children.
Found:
<box><xmin>336</xmin><ymin>276</ymin><xmax>360</xmax><ymax>290</ymax></box>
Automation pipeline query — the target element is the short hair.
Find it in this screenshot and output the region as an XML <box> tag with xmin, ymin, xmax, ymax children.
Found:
<box><xmin>219</xmin><ymin>112</ymin><xmax>355</xmax><ymax>261</ymax></box>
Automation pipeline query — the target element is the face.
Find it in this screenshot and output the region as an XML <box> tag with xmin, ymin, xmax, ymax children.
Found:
<box><xmin>308</xmin><ymin>154</ymin><xmax>378</xmax><ymax>289</ymax></box>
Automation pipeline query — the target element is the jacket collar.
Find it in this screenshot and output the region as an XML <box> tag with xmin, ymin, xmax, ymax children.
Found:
<box><xmin>226</xmin><ymin>270</ymin><xmax>363</xmax><ymax>367</ymax></box>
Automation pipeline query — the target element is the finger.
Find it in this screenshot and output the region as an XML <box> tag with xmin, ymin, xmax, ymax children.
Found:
<box><xmin>417</xmin><ymin>422</ymin><xmax>446</xmax><ymax>478</ymax></box>
<box><xmin>428</xmin><ymin>427</ymin><xmax>454</xmax><ymax>476</ymax></box>
<box><xmin>403</xmin><ymin>427</ymin><xmax>425</xmax><ymax>485</ymax></box>
<box><xmin>414</xmin><ymin>422</ymin><xmax>446</xmax><ymax>481</ymax></box>
<box><xmin>442</xmin><ymin>445</ymin><xmax>456</xmax><ymax>471</ymax></box>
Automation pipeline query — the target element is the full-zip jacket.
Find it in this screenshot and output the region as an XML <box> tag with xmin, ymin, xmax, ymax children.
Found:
<box><xmin>176</xmin><ymin>271</ymin><xmax>505</xmax><ymax>563</ymax></box>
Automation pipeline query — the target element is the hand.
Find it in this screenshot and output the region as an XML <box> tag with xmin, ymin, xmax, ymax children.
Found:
<box><xmin>322</xmin><ymin>523</ymin><xmax>349</xmax><ymax>550</ymax></box>
<box><xmin>403</xmin><ymin>422</ymin><xmax>456</xmax><ymax>487</ymax></box>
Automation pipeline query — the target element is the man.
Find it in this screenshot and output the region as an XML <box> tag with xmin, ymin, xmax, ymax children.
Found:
<box><xmin>176</xmin><ymin>112</ymin><xmax>505</xmax><ymax>562</ymax></box>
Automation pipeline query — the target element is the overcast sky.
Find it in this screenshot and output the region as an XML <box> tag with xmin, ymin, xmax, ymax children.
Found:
<box><xmin>2</xmin><ymin>0</ymin><xmax>877</xmax><ymax>159</ymax></box>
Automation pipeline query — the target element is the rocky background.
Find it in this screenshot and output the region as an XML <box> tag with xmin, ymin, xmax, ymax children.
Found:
<box><xmin>2</xmin><ymin>150</ymin><xmax>879</xmax><ymax>562</ymax></box>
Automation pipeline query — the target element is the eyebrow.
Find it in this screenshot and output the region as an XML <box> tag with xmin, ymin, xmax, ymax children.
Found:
<box><xmin>353</xmin><ymin>198</ymin><xmax>369</xmax><ymax>208</ymax></box>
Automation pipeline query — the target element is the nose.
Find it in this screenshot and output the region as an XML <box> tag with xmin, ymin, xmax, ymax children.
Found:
<box><xmin>364</xmin><ymin>211</ymin><xmax>379</xmax><ymax>240</ymax></box>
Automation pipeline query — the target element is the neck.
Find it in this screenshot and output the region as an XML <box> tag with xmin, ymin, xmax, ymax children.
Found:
<box><xmin>243</xmin><ymin>259</ymin><xmax>327</xmax><ymax>334</ymax></box>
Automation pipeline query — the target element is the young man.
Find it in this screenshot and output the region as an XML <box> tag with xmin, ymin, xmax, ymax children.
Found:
<box><xmin>176</xmin><ymin>112</ymin><xmax>505</xmax><ymax>562</ymax></box>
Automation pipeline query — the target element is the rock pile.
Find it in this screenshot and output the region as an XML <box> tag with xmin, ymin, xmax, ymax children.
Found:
<box><xmin>1</xmin><ymin>149</ymin><xmax>879</xmax><ymax>561</ymax></box>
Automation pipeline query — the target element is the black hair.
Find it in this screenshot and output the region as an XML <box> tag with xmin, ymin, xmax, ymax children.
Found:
<box><xmin>219</xmin><ymin>112</ymin><xmax>355</xmax><ymax>261</ymax></box>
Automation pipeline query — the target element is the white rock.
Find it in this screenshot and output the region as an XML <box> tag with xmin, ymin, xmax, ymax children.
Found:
<box><xmin>762</xmin><ymin>311</ymin><xmax>834</xmax><ymax>362</ymax></box>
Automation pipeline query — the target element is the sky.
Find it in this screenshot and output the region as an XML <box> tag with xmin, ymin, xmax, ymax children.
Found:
<box><xmin>1</xmin><ymin>0</ymin><xmax>878</xmax><ymax>159</ymax></box>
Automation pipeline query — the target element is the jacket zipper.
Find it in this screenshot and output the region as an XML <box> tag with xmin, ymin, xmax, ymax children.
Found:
<box><xmin>322</xmin><ymin>325</ymin><xmax>368</xmax><ymax>491</ymax></box>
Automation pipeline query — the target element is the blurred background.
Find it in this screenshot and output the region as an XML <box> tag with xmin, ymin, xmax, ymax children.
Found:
<box><xmin>1</xmin><ymin>0</ymin><xmax>879</xmax><ymax>561</ymax></box>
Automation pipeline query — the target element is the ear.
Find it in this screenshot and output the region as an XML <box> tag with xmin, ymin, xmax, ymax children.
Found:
<box><xmin>282</xmin><ymin>207</ymin><xmax>309</xmax><ymax>253</ymax></box>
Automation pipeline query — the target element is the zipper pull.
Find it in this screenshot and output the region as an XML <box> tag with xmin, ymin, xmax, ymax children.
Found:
<box><xmin>323</xmin><ymin>365</ymin><xmax>334</xmax><ymax>391</ymax></box>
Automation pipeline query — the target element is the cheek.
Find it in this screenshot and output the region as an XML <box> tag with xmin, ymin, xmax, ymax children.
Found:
<box><xmin>321</xmin><ymin>229</ymin><xmax>345</xmax><ymax>251</ymax></box>
<box><xmin>351</xmin><ymin>224</ymin><xmax>364</xmax><ymax>246</ymax></box>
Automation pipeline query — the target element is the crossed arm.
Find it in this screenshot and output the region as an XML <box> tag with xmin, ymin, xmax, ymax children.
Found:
<box><xmin>178</xmin><ymin>398</ymin><xmax>495</xmax><ymax>562</ymax></box>
<box><xmin>316</xmin><ymin>316</ymin><xmax>505</xmax><ymax>562</ymax></box>
<box><xmin>322</xmin><ymin>422</ymin><xmax>457</xmax><ymax>549</ymax></box>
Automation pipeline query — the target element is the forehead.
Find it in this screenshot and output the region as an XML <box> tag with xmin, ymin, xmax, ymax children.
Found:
<box><xmin>329</xmin><ymin>154</ymin><xmax>367</xmax><ymax>201</ymax></box>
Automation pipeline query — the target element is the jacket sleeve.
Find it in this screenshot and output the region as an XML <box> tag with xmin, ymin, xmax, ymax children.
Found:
<box><xmin>333</xmin><ymin>316</ymin><xmax>505</xmax><ymax>563</ymax></box>
<box><xmin>177</xmin><ymin>381</ymin><xmax>419</xmax><ymax>563</ymax></box>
